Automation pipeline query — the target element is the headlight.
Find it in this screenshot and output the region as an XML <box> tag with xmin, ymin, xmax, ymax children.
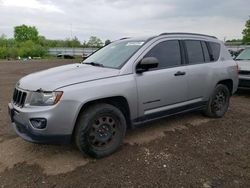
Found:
<box><xmin>29</xmin><ymin>91</ymin><xmax>63</xmax><ymax>106</ymax></box>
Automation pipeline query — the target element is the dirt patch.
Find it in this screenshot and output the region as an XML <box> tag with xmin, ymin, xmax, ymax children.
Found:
<box><xmin>125</xmin><ymin>113</ymin><xmax>211</xmax><ymax>145</ymax></box>
<box><xmin>0</xmin><ymin>138</ymin><xmax>89</xmax><ymax>175</ymax></box>
<box><xmin>0</xmin><ymin>114</ymin><xmax>211</xmax><ymax>175</ymax></box>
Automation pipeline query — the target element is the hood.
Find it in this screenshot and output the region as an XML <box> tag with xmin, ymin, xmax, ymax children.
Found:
<box><xmin>236</xmin><ymin>60</ymin><xmax>250</xmax><ymax>71</ymax></box>
<box><xmin>18</xmin><ymin>63</ymin><xmax>120</xmax><ymax>91</ymax></box>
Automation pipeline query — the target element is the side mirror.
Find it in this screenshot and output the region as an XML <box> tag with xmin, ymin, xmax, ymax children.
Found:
<box><xmin>136</xmin><ymin>57</ymin><xmax>159</xmax><ymax>73</ymax></box>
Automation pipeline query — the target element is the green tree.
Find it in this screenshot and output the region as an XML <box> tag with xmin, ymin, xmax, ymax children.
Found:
<box><xmin>71</xmin><ymin>36</ymin><xmax>81</xmax><ymax>47</ymax></box>
<box><xmin>14</xmin><ymin>24</ymin><xmax>39</xmax><ymax>42</ymax></box>
<box><xmin>0</xmin><ymin>47</ymin><xmax>7</xmax><ymax>59</ymax></box>
<box><xmin>6</xmin><ymin>47</ymin><xmax>18</xmax><ymax>59</ymax></box>
<box><xmin>0</xmin><ymin>34</ymin><xmax>7</xmax><ymax>40</ymax></box>
<box><xmin>0</xmin><ymin>34</ymin><xmax>8</xmax><ymax>47</ymax></box>
<box><xmin>64</xmin><ymin>37</ymin><xmax>81</xmax><ymax>47</ymax></box>
<box><xmin>87</xmin><ymin>36</ymin><xmax>103</xmax><ymax>47</ymax></box>
<box><xmin>16</xmin><ymin>40</ymin><xmax>47</xmax><ymax>57</ymax></box>
<box><xmin>46</xmin><ymin>40</ymin><xmax>61</xmax><ymax>47</ymax></box>
<box><xmin>37</xmin><ymin>36</ymin><xmax>48</xmax><ymax>47</ymax></box>
<box><xmin>226</xmin><ymin>39</ymin><xmax>242</xmax><ymax>43</ymax></box>
<box><xmin>82</xmin><ymin>40</ymin><xmax>88</xmax><ymax>47</ymax></box>
<box><xmin>242</xmin><ymin>19</ymin><xmax>250</xmax><ymax>44</ymax></box>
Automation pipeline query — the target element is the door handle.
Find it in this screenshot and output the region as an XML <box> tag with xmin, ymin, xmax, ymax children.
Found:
<box><xmin>174</xmin><ymin>71</ymin><xmax>186</xmax><ymax>76</ymax></box>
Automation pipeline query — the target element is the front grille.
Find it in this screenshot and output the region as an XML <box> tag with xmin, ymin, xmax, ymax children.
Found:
<box><xmin>239</xmin><ymin>70</ymin><xmax>250</xmax><ymax>75</ymax></box>
<box><xmin>12</xmin><ymin>88</ymin><xmax>27</xmax><ymax>107</ymax></box>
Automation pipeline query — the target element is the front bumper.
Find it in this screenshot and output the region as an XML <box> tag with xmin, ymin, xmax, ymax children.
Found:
<box><xmin>238</xmin><ymin>75</ymin><xmax>250</xmax><ymax>89</ymax></box>
<box><xmin>8</xmin><ymin>103</ymin><xmax>71</xmax><ymax>144</ymax></box>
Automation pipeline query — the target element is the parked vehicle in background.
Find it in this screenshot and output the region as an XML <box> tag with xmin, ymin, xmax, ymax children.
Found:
<box><xmin>228</xmin><ymin>49</ymin><xmax>244</xmax><ymax>58</ymax></box>
<box><xmin>57</xmin><ymin>53</ymin><xmax>74</xmax><ymax>59</ymax></box>
<box><xmin>8</xmin><ymin>33</ymin><xmax>238</xmax><ymax>158</ymax></box>
<box><xmin>235</xmin><ymin>47</ymin><xmax>250</xmax><ymax>89</ymax></box>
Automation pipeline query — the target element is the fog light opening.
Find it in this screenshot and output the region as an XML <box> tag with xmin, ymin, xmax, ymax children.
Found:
<box><xmin>30</xmin><ymin>118</ymin><xmax>47</xmax><ymax>129</ymax></box>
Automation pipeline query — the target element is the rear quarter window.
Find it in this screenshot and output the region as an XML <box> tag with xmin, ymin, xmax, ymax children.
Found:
<box><xmin>208</xmin><ymin>42</ymin><xmax>221</xmax><ymax>61</ymax></box>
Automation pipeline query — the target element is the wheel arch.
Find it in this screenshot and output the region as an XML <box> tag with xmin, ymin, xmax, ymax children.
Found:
<box><xmin>217</xmin><ymin>79</ymin><xmax>233</xmax><ymax>95</ymax></box>
<box><xmin>72</xmin><ymin>96</ymin><xmax>131</xmax><ymax>141</ymax></box>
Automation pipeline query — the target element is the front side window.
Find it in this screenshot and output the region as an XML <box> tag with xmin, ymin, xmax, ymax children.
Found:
<box><xmin>185</xmin><ymin>40</ymin><xmax>204</xmax><ymax>64</ymax></box>
<box><xmin>82</xmin><ymin>40</ymin><xmax>145</xmax><ymax>69</ymax></box>
<box><xmin>144</xmin><ymin>40</ymin><xmax>181</xmax><ymax>69</ymax></box>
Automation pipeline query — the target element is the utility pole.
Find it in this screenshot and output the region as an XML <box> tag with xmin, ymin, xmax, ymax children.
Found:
<box><xmin>70</xmin><ymin>23</ymin><xmax>75</xmax><ymax>57</ymax></box>
<box><xmin>70</xmin><ymin>24</ymin><xmax>73</xmax><ymax>39</ymax></box>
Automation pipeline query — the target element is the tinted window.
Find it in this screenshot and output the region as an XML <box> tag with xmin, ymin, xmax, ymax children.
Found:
<box><xmin>185</xmin><ymin>40</ymin><xmax>204</xmax><ymax>64</ymax></box>
<box><xmin>208</xmin><ymin>42</ymin><xmax>220</xmax><ymax>61</ymax></box>
<box><xmin>144</xmin><ymin>40</ymin><xmax>181</xmax><ymax>68</ymax></box>
<box><xmin>201</xmin><ymin>41</ymin><xmax>210</xmax><ymax>62</ymax></box>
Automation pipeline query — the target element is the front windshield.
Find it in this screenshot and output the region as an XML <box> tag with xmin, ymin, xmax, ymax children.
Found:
<box><xmin>82</xmin><ymin>40</ymin><xmax>145</xmax><ymax>68</ymax></box>
<box><xmin>236</xmin><ymin>48</ymin><xmax>250</xmax><ymax>60</ymax></box>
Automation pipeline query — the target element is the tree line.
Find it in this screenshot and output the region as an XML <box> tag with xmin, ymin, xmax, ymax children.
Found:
<box><xmin>226</xmin><ymin>18</ymin><xmax>250</xmax><ymax>44</ymax></box>
<box><xmin>1</xmin><ymin>19</ymin><xmax>250</xmax><ymax>59</ymax></box>
<box><xmin>0</xmin><ymin>24</ymin><xmax>109</xmax><ymax>59</ymax></box>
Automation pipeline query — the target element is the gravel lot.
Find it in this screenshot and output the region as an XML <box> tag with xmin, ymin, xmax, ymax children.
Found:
<box><xmin>0</xmin><ymin>60</ymin><xmax>249</xmax><ymax>187</ymax></box>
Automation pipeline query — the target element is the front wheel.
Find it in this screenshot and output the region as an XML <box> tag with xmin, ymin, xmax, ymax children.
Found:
<box><xmin>203</xmin><ymin>84</ymin><xmax>230</xmax><ymax>118</ymax></box>
<box><xmin>74</xmin><ymin>103</ymin><xmax>126</xmax><ymax>158</ymax></box>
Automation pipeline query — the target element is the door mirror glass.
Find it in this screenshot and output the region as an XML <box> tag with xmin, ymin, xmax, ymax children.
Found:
<box><xmin>136</xmin><ymin>57</ymin><xmax>159</xmax><ymax>73</ymax></box>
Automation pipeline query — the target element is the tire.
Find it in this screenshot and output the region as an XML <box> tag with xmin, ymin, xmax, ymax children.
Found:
<box><xmin>203</xmin><ymin>84</ymin><xmax>230</xmax><ymax>118</ymax></box>
<box><xmin>74</xmin><ymin>103</ymin><xmax>126</xmax><ymax>158</ymax></box>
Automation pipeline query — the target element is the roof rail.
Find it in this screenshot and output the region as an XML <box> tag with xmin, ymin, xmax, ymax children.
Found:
<box><xmin>119</xmin><ymin>37</ymin><xmax>130</xmax><ymax>40</ymax></box>
<box><xmin>159</xmin><ymin>32</ymin><xmax>217</xmax><ymax>39</ymax></box>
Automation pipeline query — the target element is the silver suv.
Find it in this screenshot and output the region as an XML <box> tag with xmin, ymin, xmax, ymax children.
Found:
<box><xmin>8</xmin><ymin>33</ymin><xmax>238</xmax><ymax>158</ymax></box>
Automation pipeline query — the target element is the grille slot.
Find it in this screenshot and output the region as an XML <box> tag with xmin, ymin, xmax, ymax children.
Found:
<box><xmin>239</xmin><ymin>70</ymin><xmax>250</xmax><ymax>75</ymax></box>
<box><xmin>12</xmin><ymin>88</ymin><xmax>27</xmax><ymax>107</ymax></box>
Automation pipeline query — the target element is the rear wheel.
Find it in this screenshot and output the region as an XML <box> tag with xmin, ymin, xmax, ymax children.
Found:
<box><xmin>75</xmin><ymin>103</ymin><xmax>126</xmax><ymax>158</ymax></box>
<box><xmin>204</xmin><ymin>84</ymin><xmax>230</xmax><ymax>118</ymax></box>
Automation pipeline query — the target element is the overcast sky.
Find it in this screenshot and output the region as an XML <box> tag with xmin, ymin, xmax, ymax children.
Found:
<box><xmin>0</xmin><ymin>0</ymin><xmax>249</xmax><ymax>42</ymax></box>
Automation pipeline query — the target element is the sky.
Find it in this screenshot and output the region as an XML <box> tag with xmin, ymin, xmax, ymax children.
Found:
<box><xmin>0</xmin><ymin>0</ymin><xmax>249</xmax><ymax>42</ymax></box>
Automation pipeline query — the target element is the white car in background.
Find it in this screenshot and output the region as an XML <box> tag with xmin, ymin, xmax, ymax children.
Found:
<box><xmin>236</xmin><ymin>47</ymin><xmax>250</xmax><ymax>89</ymax></box>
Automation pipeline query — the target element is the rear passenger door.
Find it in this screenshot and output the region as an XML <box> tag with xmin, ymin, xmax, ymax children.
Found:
<box><xmin>184</xmin><ymin>40</ymin><xmax>212</xmax><ymax>101</ymax></box>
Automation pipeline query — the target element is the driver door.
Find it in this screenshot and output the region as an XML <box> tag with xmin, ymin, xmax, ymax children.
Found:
<box><xmin>135</xmin><ymin>40</ymin><xmax>188</xmax><ymax>119</ymax></box>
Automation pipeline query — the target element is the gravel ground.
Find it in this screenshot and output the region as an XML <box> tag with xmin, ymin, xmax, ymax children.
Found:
<box><xmin>0</xmin><ymin>60</ymin><xmax>249</xmax><ymax>188</ymax></box>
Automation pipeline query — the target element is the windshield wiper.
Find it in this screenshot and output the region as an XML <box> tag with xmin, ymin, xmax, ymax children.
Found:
<box><xmin>84</xmin><ymin>62</ymin><xmax>104</xmax><ymax>67</ymax></box>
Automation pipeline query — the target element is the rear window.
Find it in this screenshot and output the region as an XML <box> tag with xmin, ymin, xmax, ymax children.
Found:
<box><xmin>208</xmin><ymin>42</ymin><xmax>220</xmax><ymax>61</ymax></box>
<box><xmin>185</xmin><ymin>40</ymin><xmax>204</xmax><ymax>64</ymax></box>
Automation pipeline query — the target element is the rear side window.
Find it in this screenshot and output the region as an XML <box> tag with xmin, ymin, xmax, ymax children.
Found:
<box><xmin>185</xmin><ymin>40</ymin><xmax>204</xmax><ymax>64</ymax></box>
<box><xmin>144</xmin><ymin>40</ymin><xmax>181</xmax><ymax>69</ymax></box>
<box><xmin>208</xmin><ymin>42</ymin><xmax>220</xmax><ymax>61</ymax></box>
